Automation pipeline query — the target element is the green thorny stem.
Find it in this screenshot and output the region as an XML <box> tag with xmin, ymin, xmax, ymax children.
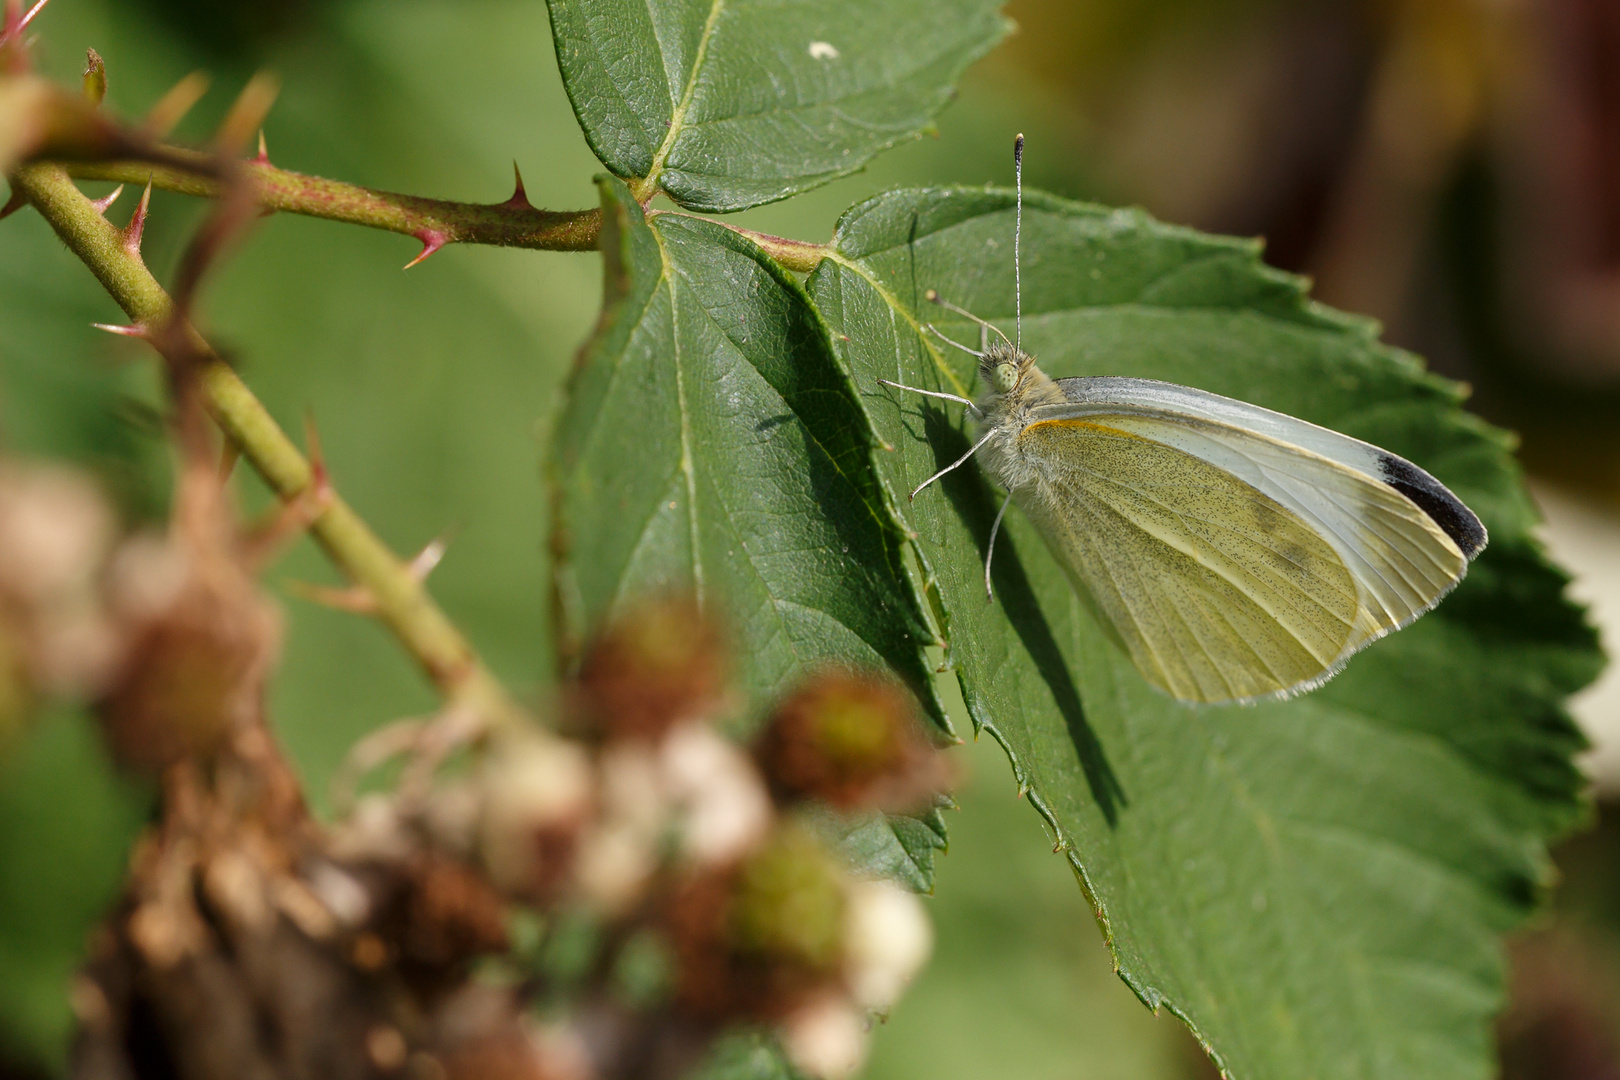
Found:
<box><xmin>62</xmin><ymin>152</ymin><xmax>831</xmax><ymax>273</ymax></box>
<box><xmin>9</xmin><ymin>161</ymin><xmax>529</xmax><ymax>731</ymax></box>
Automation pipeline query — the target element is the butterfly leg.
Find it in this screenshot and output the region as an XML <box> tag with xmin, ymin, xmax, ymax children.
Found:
<box><xmin>912</xmin><ymin>429</ymin><xmax>997</xmax><ymax>501</ymax></box>
<box><xmin>984</xmin><ymin>493</ymin><xmax>1011</xmax><ymax>600</ymax></box>
<box><xmin>876</xmin><ymin>378</ymin><xmax>982</xmax><ymax>417</ymax></box>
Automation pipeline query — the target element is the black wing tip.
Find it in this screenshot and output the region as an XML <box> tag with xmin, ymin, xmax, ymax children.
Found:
<box><xmin>1377</xmin><ymin>454</ymin><xmax>1487</xmax><ymax>559</ymax></box>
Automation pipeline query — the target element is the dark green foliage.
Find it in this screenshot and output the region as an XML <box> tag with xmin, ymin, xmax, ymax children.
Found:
<box><xmin>0</xmin><ymin>712</ymin><xmax>147</xmax><ymax>1069</ymax></box>
<box><xmin>0</xmin><ymin>1</ymin><xmax>1603</xmax><ymax>1078</ymax></box>
<box><xmin>546</xmin><ymin>0</ymin><xmax>1009</xmax><ymax>211</ymax></box>
<box><xmin>804</xmin><ymin>188</ymin><xmax>1599</xmax><ymax>1079</ymax></box>
<box><xmin>551</xmin><ymin>175</ymin><xmax>1600</xmax><ymax>1077</ymax></box>
<box><xmin>551</xmin><ymin>178</ymin><xmax>943</xmax><ymax>732</ymax></box>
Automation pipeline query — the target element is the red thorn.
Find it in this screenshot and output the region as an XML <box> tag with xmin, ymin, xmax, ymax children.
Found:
<box><xmin>501</xmin><ymin>161</ymin><xmax>533</xmax><ymax>209</ymax></box>
<box><xmin>0</xmin><ymin>188</ymin><xmax>26</xmax><ymax>220</ymax></box>
<box><xmin>92</xmin><ymin>322</ymin><xmax>148</xmax><ymax>337</ymax></box>
<box><xmin>1</xmin><ymin>0</ymin><xmax>47</xmax><ymax>47</ymax></box>
<box><xmin>123</xmin><ymin>180</ymin><xmax>152</xmax><ymax>257</ymax></box>
<box><xmin>17</xmin><ymin>0</ymin><xmax>46</xmax><ymax>30</ymax></box>
<box><xmin>402</xmin><ymin>229</ymin><xmax>448</xmax><ymax>270</ymax></box>
<box><xmin>90</xmin><ymin>184</ymin><xmax>124</xmax><ymax>214</ymax></box>
<box><xmin>253</xmin><ymin>129</ymin><xmax>270</xmax><ymax>165</ymax></box>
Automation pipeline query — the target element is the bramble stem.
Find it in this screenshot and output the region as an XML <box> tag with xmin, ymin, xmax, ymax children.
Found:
<box><xmin>65</xmin><ymin>153</ymin><xmax>602</xmax><ymax>254</ymax></box>
<box><xmin>10</xmin><ymin>162</ymin><xmax>527</xmax><ymax>729</ymax></box>
<box><xmin>58</xmin><ymin>153</ymin><xmax>831</xmax><ymax>270</ymax></box>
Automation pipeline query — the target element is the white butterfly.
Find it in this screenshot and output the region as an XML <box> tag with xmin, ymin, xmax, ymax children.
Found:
<box><xmin>880</xmin><ymin>137</ymin><xmax>1486</xmax><ymax>705</ymax></box>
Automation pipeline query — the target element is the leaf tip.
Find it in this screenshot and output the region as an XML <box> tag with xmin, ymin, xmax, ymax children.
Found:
<box><xmin>83</xmin><ymin>46</ymin><xmax>106</xmax><ymax>104</ymax></box>
<box><xmin>142</xmin><ymin>70</ymin><xmax>209</xmax><ymax>137</ymax></box>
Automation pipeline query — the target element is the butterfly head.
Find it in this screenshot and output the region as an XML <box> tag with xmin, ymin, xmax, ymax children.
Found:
<box><xmin>980</xmin><ymin>341</ymin><xmax>1032</xmax><ymax>397</ymax></box>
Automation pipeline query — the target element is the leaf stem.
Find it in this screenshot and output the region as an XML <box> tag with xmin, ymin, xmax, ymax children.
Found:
<box><xmin>666</xmin><ymin>214</ymin><xmax>827</xmax><ymax>273</ymax></box>
<box><xmin>9</xmin><ymin>161</ymin><xmax>528</xmax><ymax>729</ymax></box>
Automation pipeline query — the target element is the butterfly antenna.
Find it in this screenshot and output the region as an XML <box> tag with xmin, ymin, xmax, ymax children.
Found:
<box><xmin>924</xmin><ymin>289</ymin><xmax>1011</xmax><ymax>348</ymax></box>
<box><xmin>1014</xmin><ymin>132</ymin><xmax>1024</xmax><ymax>355</ymax></box>
<box><xmin>921</xmin><ymin>322</ymin><xmax>986</xmax><ymax>359</ymax></box>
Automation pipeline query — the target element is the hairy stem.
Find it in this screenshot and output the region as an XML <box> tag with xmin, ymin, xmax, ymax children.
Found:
<box><xmin>10</xmin><ymin>162</ymin><xmax>527</xmax><ymax>729</ymax></box>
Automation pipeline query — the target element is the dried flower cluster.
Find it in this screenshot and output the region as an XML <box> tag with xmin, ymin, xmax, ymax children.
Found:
<box><xmin>0</xmin><ymin>451</ymin><xmax>947</xmax><ymax>1080</ymax></box>
<box><xmin>0</xmin><ymin>453</ymin><xmax>280</xmax><ymax>767</ymax></box>
<box><xmin>333</xmin><ymin>597</ymin><xmax>947</xmax><ymax>1080</ymax></box>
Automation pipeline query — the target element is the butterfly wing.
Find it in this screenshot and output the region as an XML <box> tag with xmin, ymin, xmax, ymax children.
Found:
<box><xmin>1010</xmin><ymin>378</ymin><xmax>1481</xmax><ymax>704</ymax></box>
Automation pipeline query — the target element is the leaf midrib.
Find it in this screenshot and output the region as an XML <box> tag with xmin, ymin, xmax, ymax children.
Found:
<box><xmin>648</xmin><ymin>225</ymin><xmax>706</xmax><ymax>604</ymax></box>
<box><xmin>638</xmin><ymin>220</ymin><xmax>918</xmax><ymax>675</ymax></box>
<box><xmin>642</xmin><ymin>0</ymin><xmax>727</xmax><ymax>194</ymax></box>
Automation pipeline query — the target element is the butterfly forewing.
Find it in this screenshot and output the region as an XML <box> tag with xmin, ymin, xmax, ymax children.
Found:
<box><xmin>1016</xmin><ymin>418</ymin><xmax>1363</xmax><ymax>703</ymax></box>
<box><xmin>1087</xmin><ymin>413</ymin><xmax>1469</xmax><ymax>633</ymax></box>
<box><xmin>1038</xmin><ymin>378</ymin><xmax>1476</xmax><ymax>640</ymax></box>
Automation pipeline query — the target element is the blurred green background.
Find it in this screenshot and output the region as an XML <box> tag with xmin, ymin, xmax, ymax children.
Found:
<box><xmin>4</xmin><ymin>0</ymin><xmax>1619</xmax><ymax>1076</ymax></box>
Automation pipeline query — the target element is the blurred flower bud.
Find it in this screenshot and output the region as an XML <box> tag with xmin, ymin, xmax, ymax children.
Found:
<box><xmin>664</xmin><ymin>822</ymin><xmax>846</xmax><ymax>1023</ymax></box>
<box><xmin>330</xmin><ymin>793</ymin><xmax>416</xmax><ymax>863</ymax></box>
<box><xmin>479</xmin><ymin>734</ymin><xmax>593</xmax><ymax>898</ymax></box>
<box><xmin>0</xmin><ymin>460</ymin><xmax>120</xmax><ymax>704</ymax></box>
<box><xmin>779</xmin><ymin>993</ymin><xmax>869</xmax><ymax>1080</ymax></box>
<box><xmin>575</xmin><ymin>596</ymin><xmax>724</xmax><ymax>741</ymax></box>
<box><xmin>0</xmin><ymin>462</ymin><xmax>115</xmax><ymax>608</ymax></box>
<box><xmin>100</xmin><ymin>531</ymin><xmax>281</xmax><ymax>771</ymax></box>
<box><xmin>434</xmin><ymin>995</ymin><xmax>588</xmax><ymax>1080</ymax></box>
<box><xmin>729</xmin><ymin>822</ymin><xmax>848</xmax><ymax>977</ymax></box>
<box><xmin>755</xmin><ymin>672</ymin><xmax>948</xmax><ymax>813</ymax></box>
<box><xmin>661</xmin><ymin>721</ymin><xmax>771</xmax><ymax>867</ymax></box>
<box><xmin>574</xmin><ymin>744</ymin><xmax>667</xmax><ymax>914</ymax></box>
<box><xmin>395</xmin><ymin>853</ymin><xmax>510</xmax><ymax>973</ymax></box>
<box><xmin>842</xmin><ymin>878</ymin><xmax>932</xmax><ymax>1013</ymax></box>
<box><xmin>421</xmin><ymin>778</ymin><xmax>484</xmax><ymax>858</ymax></box>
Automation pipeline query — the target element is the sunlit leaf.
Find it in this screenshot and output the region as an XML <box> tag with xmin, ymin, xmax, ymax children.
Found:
<box><xmin>552</xmin><ymin>177</ymin><xmax>945</xmax><ymax>779</ymax></box>
<box><xmin>545</xmin><ymin>0</ymin><xmax>1010</xmax><ymax>211</ymax></box>
<box><xmin>807</xmin><ymin>187</ymin><xmax>1600</xmax><ymax>1080</ymax></box>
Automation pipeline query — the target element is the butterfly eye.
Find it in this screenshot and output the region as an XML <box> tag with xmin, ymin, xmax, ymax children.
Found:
<box><xmin>993</xmin><ymin>362</ymin><xmax>1018</xmax><ymax>394</ymax></box>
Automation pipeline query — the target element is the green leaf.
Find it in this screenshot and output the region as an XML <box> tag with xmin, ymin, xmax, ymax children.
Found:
<box><xmin>691</xmin><ymin>1029</ymin><xmax>800</xmax><ymax>1080</ymax></box>
<box><xmin>545</xmin><ymin>0</ymin><xmax>1010</xmax><ymax>212</ymax></box>
<box><xmin>807</xmin><ymin>187</ymin><xmax>1602</xmax><ymax>1080</ymax></box>
<box><xmin>552</xmin><ymin>178</ymin><xmax>946</xmax><ymax>798</ymax></box>
<box><xmin>807</xmin><ymin>804</ymin><xmax>951</xmax><ymax>894</ymax></box>
<box><xmin>0</xmin><ymin>709</ymin><xmax>147</xmax><ymax>1070</ymax></box>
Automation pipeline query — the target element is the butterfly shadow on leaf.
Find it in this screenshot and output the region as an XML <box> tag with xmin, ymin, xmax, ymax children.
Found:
<box><xmin>924</xmin><ymin>409</ymin><xmax>1129</xmax><ymax>827</ymax></box>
